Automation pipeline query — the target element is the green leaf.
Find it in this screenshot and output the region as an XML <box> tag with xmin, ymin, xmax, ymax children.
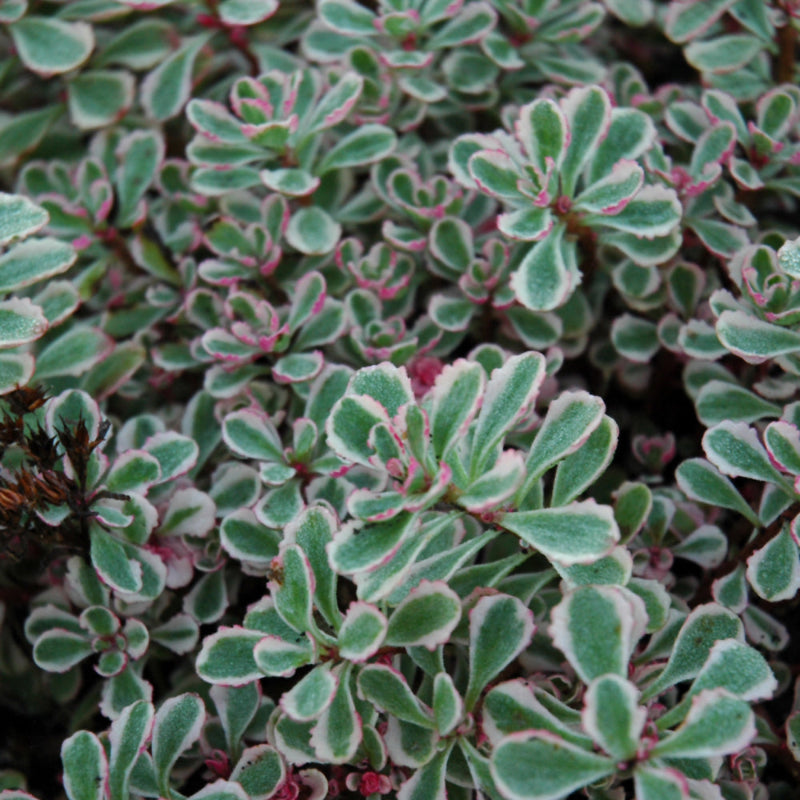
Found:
<box><xmin>0</xmin><ymin>352</ymin><xmax>34</xmax><ymax>393</ymax></box>
<box><xmin>717</xmin><ymin>309</ymin><xmax>800</xmax><ymax>363</ymax></box>
<box><xmin>598</xmin><ymin>185</ymin><xmax>681</xmax><ymax>237</ymax></box>
<box><xmin>115</xmin><ymin>130</ymin><xmax>163</xmax><ymax>227</ymax></box>
<box><xmin>35</xmin><ymin>326</ymin><xmax>113</xmax><ymax>379</ymax></box>
<box><xmin>703</xmin><ymin>421</ymin><xmax>787</xmax><ymax>486</ymax></box>
<box><xmin>351</xmin><ymin>363</ymin><xmax>415</xmax><ymax>417</ymax></box>
<box><xmin>281</xmin><ymin>665</ymin><xmax>337</xmax><ymax>722</ymax></box>
<box><xmin>328</xmin><ymin>513</ymin><xmax>415</xmax><ymax>575</ymax></box>
<box><xmin>685</xmin><ymin>34</ymin><xmax>762</xmax><ymax>73</ymax></box>
<box><xmin>561</xmin><ymin>86</ymin><xmax>611</xmax><ymax>195</ymax></box>
<box><xmin>152</xmin><ymin>694</ymin><xmax>205</xmax><ymax>796</ymax></box>
<box><xmin>675</xmin><ymin>458</ymin><xmax>759</xmax><ymax>526</ymax></box>
<box><xmin>633</xmin><ymin>766</ymin><xmax>690</xmax><ymax>800</ymax></box>
<box><xmin>210</xmin><ymin>683</ymin><xmax>262</xmax><ymax>763</ymax></box>
<box><xmin>433</xmin><ymin>672</ymin><xmax>463</xmax><ymax>736</ymax></box>
<box><xmin>510</xmin><ymin>228</ymin><xmax>575</xmax><ymax>312</ymax></box>
<box><xmin>33</xmin><ymin>629</ymin><xmax>91</xmax><ymax>673</ymax></box>
<box><xmin>551</xmin><ymin>416</ymin><xmax>618</xmax><ymax>507</ymax></box>
<box><xmin>317</xmin><ymin>124</ymin><xmax>396</xmax><ymax>174</ymax></box>
<box><xmin>309</xmin><ymin>664</ymin><xmax>361</xmax><ymax>763</ymax></box>
<box><xmin>458</xmin><ymin>450</ymin><xmax>525</xmax><ymax>513</ymax></box>
<box><xmin>319</xmin><ymin>0</ymin><xmax>376</xmax><ymax>34</ymax></box>
<box><xmin>0</xmin><ymin>298</ymin><xmax>47</xmax><ymax>349</ymax></box>
<box><xmin>483</xmin><ymin>681</ymin><xmax>591</xmax><ymax>749</ymax></box>
<box><xmin>746</xmin><ymin>526</ymin><xmax>800</xmax><ymax>602</ymax></box>
<box><xmin>0</xmin><ymin>193</ymin><xmax>48</xmax><ymax>245</ymax></box>
<box><xmin>429</xmin><ymin>217</ymin><xmax>473</xmax><ymax>273</ymax></box>
<box><xmin>141</xmin><ymin>35</ymin><xmax>207</xmax><ymax>121</ymax></box>
<box><xmin>229</xmin><ymin>745</ymin><xmax>285</xmax><ymax>800</ymax></box>
<box><xmin>196</xmin><ymin>627</ymin><xmax>264</xmax><ymax>685</ymax></box>
<box><xmin>286</xmin><ymin>206</ymin><xmax>341</xmax><ymax>255</ymax></box>
<box><xmin>144</xmin><ymin>431</ymin><xmax>199</xmax><ymax>482</ymax></box>
<box><xmin>589</xmin><ymin>108</ymin><xmax>656</xmax><ymax>183</ymax></box>
<box><xmin>611</xmin><ymin>314</ymin><xmax>659</xmax><ymax>363</ymax></box>
<box><xmin>581</xmin><ymin>675</ymin><xmax>645</xmax><ymax>760</ymax></box>
<box><xmin>575</xmin><ymin>159</ymin><xmax>644</xmax><ymax>215</ymax></box>
<box><xmin>550</xmin><ymin>585</ymin><xmax>645</xmax><ymax>683</ymax></box>
<box><xmin>253</xmin><ymin>634</ymin><xmax>315</xmax><ymax>678</ymax></box>
<box><xmin>465</xmin><ymin>594</ymin><xmax>535</xmax><ymax>710</ymax></box>
<box><xmin>695</xmin><ymin>380</ymin><xmax>781</xmax><ymax>426</ymax></box>
<box><xmin>764</xmin><ymin>421</ymin><xmax>800</xmax><ymax>474</ymax></box>
<box><xmin>516</xmin><ymin>99</ymin><xmax>567</xmax><ymax>176</ymax></box>
<box><xmin>385</xmin><ymin>581</ymin><xmax>461</xmax><ymax>649</ymax></box>
<box><xmin>271</xmin><ymin>544</ymin><xmax>315</xmax><ymax>633</ymax></box>
<box><xmin>68</xmin><ymin>70</ymin><xmax>135</xmax><ymax>130</ymax></box>
<box><xmin>61</xmin><ymin>731</ymin><xmax>107</xmax><ymax>800</ymax></box>
<box><xmin>338</xmin><ymin>601</ymin><xmax>387</xmax><ymax>662</ymax></box>
<box><xmin>9</xmin><ymin>16</ymin><xmax>94</xmax><ymax>76</ymax></box>
<box><xmin>651</xmin><ymin>690</ymin><xmax>754</xmax><ymax>759</ymax></box>
<box><xmin>307</xmin><ymin>71</ymin><xmax>363</xmax><ymax>133</ymax></box>
<box><xmin>427</xmin><ymin>2</ymin><xmax>496</xmax><ymax>48</ymax></box>
<box><xmin>471</xmin><ymin>351</ymin><xmax>545</xmax><ymax>474</ymax></box>
<box><xmin>491</xmin><ymin>731</ymin><xmax>614</xmax><ymax>800</ymax></box>
<box><xmin>642</xmin><ymin>603</ymin><xmax>743</xmax><ymax>700</ymax></box>
<box><xmin>664</xmin><ymin>0</ymin><xmax>734</xmax><ymax>43</ymax></box>
<box><xmin>218</xmin><ymin>0</ymin><xmax>278</xmax><ymax>25</ymax></box>
<box><xmin>688</xmin><ymin>639</ymin><xmax>777</xmax><ymax>704</ymax></box>
<box><xmin>222</xmin><ymin>408</ymin><xmax>283</xmax><ymax>461</ymax></box>
<box><xmin>184</xmin><ymin>569</ymin><xmax>228</xmax><ymax>624</ymax></box>
<box><xmin>109</xmin><ymin>701</ymin><xmax>154</xmax><ymax>800</ymax></box>
<box><xmin>0</xmin><ymin>107</ymin><xmax>61</xmax><ymax>168</ymax></box>
<box><xmin>429</xmin><ymin>359</ymin><xmax>485</xmax><ymax>457</ymax></box>
<box><xmin>90</xmin><ymin>527</ymin><xmax>142</xmax><ymax>594</ymax></box>
<box><xmin>81</xmin><ymin>341</ymin><xmax>145</xmax><ymax>401</ymax></box>
<box><xmin>526</xmin><ymin>391</ymin><xmax>605</xmax><ymax>480</ymax></box>
<box><xmin>358</xmin><ymin>664</ymin><xmax>435</xmax><ymax>728</ymax></box>
<box><xmin>105</xmin><ymin>452</ymin><xmax>161</xmax><ymax>497</ymax></box>
<box><xmin>500</xmin><ymin>501</ymin><xmax>619</xmax><ymax>566</ymax></box>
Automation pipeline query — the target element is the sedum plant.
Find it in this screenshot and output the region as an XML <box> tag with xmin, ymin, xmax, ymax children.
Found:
<box><xmin>1</xmin><ymin>2</ymin><xmax>800</xmax><ymax>800</ymax></box>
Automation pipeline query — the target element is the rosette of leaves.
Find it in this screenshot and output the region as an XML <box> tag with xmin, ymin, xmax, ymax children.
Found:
<box><xmin>711</xmin><ymin>238</ymin><xmax>800</xmax><ymax>366</ymax></box>
<box><xmin>324</xmin><ymin>354</ymin><xmax>624</xmax><ymax>582</ymax></box>
<box><xmin>187</xmin><ymin>66</ymin><xmax>397</xmax><ymax>256</ymax></box>
<box><xmin>198</xmin><ymin>269</ymin><xmax>348</xmax><ymax>389</ymax></box>
<box><xmin>52</xmin><ymin>691</ymin><xmax>325</xmax><ymax>800</ymax></box>
<box><xmin>662</xmin><ymin>0</ymin><xmax>786</xmax><ymax>100</ymax></box>
<box><xmin>196</xmin><ymin>500</ymin><xmax>544</xmax><ymax>798</ymax></box>
<box><xmin>486</xmin><ymin>595</ymin><xmax>777</xmax><ymax>800</ymax></box>
<box><xmin>491</xmin><ymin>0</ymin><xmax>609</xmax><ymax>88</ymax></box>
<box><xmin>450</xmin><ymin>85</ymin><xmax>683</xmax><ymax>311</ymax></box>
<box><xmin>304</xmin><ymin>0</ymin><xmax>502</xmax><ymax>122</ymax></box>
<box><xmin>0</xmin><ymin>194</ymin><xmax>79</xmax><ymax>392</ymax></box>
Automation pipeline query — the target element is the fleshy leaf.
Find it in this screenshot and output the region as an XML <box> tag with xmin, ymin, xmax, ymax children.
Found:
<box><xmin>384</xmin><ymin>581</ymin><xmax>461</xmax><ymax>650</ymax></box>
<box><xmin>746</xmin><ymin>526</ymin><xmax>800</xmax><ymax>602</ymax></box>
<box><xmin>152</xmin><ymin>694</ymin><xmax>205</xmax><ymax>796</ymax></box>
<box><xmin>651</xmin><ymin>690</ymin><xmax>755</xmax><ymax>759</ymax></box>
<box><xmin>582</xmin><ymin>675</ymin><xmax>645</xmax><ymax>760</ymax></box>
<box><xmin>643</xmin><ymin>604</ymin><xmax>743</xmax><ymax>699</ymax></box>
<box><xmin>500</xmin><ymin>501</ymin><xmax>619</xmax><ymax>566</ymax></box>
<box><xmin>9</xmin><ymin>17</ymin><xmax>94</xmax><ymax>76</ymax></box>
<box><xmin>61</xmin><ymin>731</ymin><xmax>107</xmax><ymax>800</ymax></box>
<box><xmin>491</xmin><ymin>731</ymin><xmax>615</xmax><ymax>800</ymax></box>
<box><xmin>470</xmin><ymin>351</ymin><xmax>545</xmax><ymax>474</ymax></box>
<box><xmin>550</xmin><ymin>585</ymin><xmax>645</xmax><ymax>683</ymax></box>
<box><xmin>465</xmin><ymin>594</ymin><xmax>535</xmax><ymax>710</ymax></box>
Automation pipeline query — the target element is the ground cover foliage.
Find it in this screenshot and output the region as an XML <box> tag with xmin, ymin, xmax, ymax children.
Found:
<box><xmin>0</xmin><ymin>1</ymin><xmax>800</xmax><ymax>799</ymax></box>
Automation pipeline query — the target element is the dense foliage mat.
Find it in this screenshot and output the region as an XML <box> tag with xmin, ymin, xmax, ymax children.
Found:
<box><xmin>0</xmin><ymin>1</ymin><xmax>799</xmax><ymax>799</ymax></box>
